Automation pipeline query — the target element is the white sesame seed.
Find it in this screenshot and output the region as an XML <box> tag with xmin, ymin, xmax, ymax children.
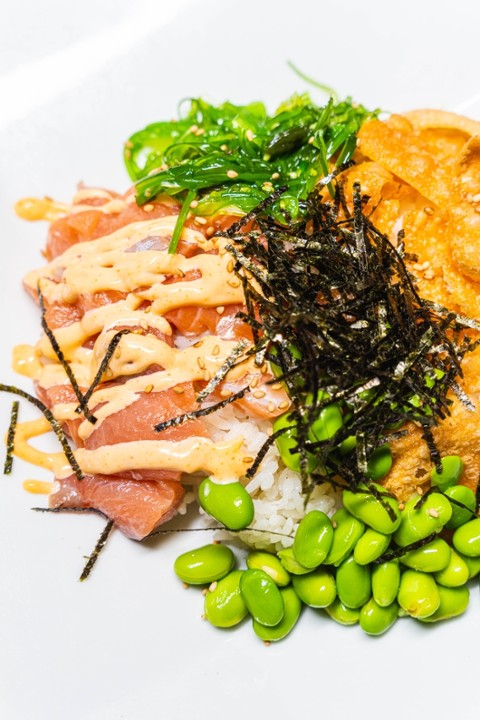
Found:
<box><xmin>227</xmin><ymin>170</ymin><xmax>239</xmax><ymax>179</ymax></box>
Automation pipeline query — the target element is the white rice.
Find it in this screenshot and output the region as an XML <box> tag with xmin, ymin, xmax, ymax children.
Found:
<box><xmin>198</xmin><ymin>404</ymin><xmax>342</xmax><ymax>551</ymax></box>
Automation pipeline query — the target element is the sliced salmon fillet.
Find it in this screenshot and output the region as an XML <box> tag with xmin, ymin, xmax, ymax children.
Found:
<box><xmin>165</xmin><ymin>304</ymin><xmax>253</xmax><ymax>340</ymax></box>
<box><xmin>50</xmin><ymin>473</ymin><xmax>185</xmax><ymax>540</ymax></box>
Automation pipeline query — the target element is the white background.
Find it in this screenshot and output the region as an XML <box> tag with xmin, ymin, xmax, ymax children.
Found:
<box><xmin>1</xmin><ymin>1</ymin><xmax>480</xmax><ymax>718</ymax></box>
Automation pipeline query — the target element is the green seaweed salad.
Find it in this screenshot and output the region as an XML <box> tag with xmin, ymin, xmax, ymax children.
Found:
<box><xmin>124</xmin><ymin>91</ymin><xmax>377</xmax><ymax>251</ymax></box>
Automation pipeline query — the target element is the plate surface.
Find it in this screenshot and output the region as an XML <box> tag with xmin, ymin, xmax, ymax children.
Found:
<box><xmin>1</xmin><ymin>2</ymin><xmax>480</xmax><ymax>718</ymax></box>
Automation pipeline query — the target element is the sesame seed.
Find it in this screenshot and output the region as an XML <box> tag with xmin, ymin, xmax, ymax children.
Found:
<box><xmin>424</xmin><ymin>206</ymin><xmax>434</xmax><ymax>215</ymax></box>
<box><xmin>246</xmin><ymin>129</ymin><xmax>254</xmax><ymax>142</ymax></box>
<box><xmin>114</xmin><ymin>348</ymin><xmax>121</xmax><ymax>359</ymax></box>
<box><xmin>183</xmin><ymin>583</ymin><xmax>189</xmax><ymax>589</ymax></box>
<box><xmin>197</xmin><ymin>357</ymin><xmax>206</xmax><ymax>370</ymax></box>
<box><xmin>195</xmin><ymin>128</ymin><xmax>205</xmax><ymax>136</ymax></box>
<box><xmin>124</xmin><ymin>149</ymin><xmax>132</xmax><ymax>160</ymax></box>
<box><xmin>228</xmin><ymin>278</ymin><xmax>241</xmax><ymax>288</ymax></box>
<box><xmin>332</xmin><ymin>520</ymin><xmax>338</xmax><ymax>529</ymax></box>
<box><xmin>216</xmin><ymin>306</ymin><xmax>225</xmax><ymax>315</ymax></box>
<box><xmin>206</xmin><ymin>226</ymin><xmax>214</xmax><ymax>237</ymax></box>
<box><xmin>144</xmin><ymin>384</ymin><xmax>154</xmax><ymax>394</ymax></box>
<box><xmin>416</xmin><ymin>486</ymin><xmax>424</xmax><ymax>495</ymax></box>
<box><xmin>220</xmin><ymin>389</ymin><xmax>233</xmax><ymax>397</ymax></box>
<box><xmin>308</xmin><ymin>136</ymin><xmax>315</xmax><ymax>144</ymax></box>
<box><xmin>188</xmin><ymin>125</ymin><xmax>198</xmax><ymax>134</ymax></box>
<box><xmin>124</xmin><ymin>140</ymin><xmax>134</xmax><ymax>149</ymax></box>
<box><xmin>271</xmin><ymin>382</ymin><xmax>282</xmax><ymax>391</ymax></box>
<box><xmin>220</xmin><ymin>144</ymin><xmax>228</xmax><ymax>152</ymax></box>
<box><xmin>227</xmin><ymin>170</ymin><xmax>239</xmax><ymax>179</ymax></box>
<box><xmin>268</xmin><ymin>402</ymin><xmax>276</xmax><ymax>413</ymax></box>
<box><xmin>209</xmin><ymin>581</ymin><xmax>218</xmax><ymax>592</ymax></box>
<box><xmin>202</xmin><ymin>370</ymin><xmax>211</xmax><ymax>382</ymax></box>
<box><xmin>413</xmin><ymin>263</ymin><xmax>423</xmax><ymax>271</ymax></box>
<box><xmin>193</xmin><ymin>340</ymin><xmax>204</xmax><ymax>348</ymax></box>
<box><xmin>424</xmin><ymin>269</ymin><xmax>435</xmax><ymax>280</ymax></box>
<box><xmin>195</xmin><ymin>216</ymin><xmax>207</xmax><ymax>225</ymax></box>
<box><xmin>173</xmin><ymin>386</ymin><xmax>184</xmax><ymax>394</ymax></box>
<box><xmin>271</xmin><ymin>172</ymin><xmax>280</xmax><ymax>180</ymax></box>
<box><xmin>250</xmin><ymin>376</ymin><xmax>259</xmax><ymax>388</ymax></box>
<box><xmin>264</xmin><ymin>641</ymin><xmax>271</xmax><ymax>647</ymax></box>
<box><xmin>278</xmin><ymin>400</ymin><xmax>289</xmax><ymax>410</ymax></box>
<box><xmin>398</xmin><ymin>502</ymin><xmax>405</xmax><ymax>511</ymax></box>
<box><xmin>243</xmin><ymin>456</ymin><xmax>254</xmax><ymax>463</ymax></box>
<box><xmin>428</xmin><ymin>508</ymin><xmax>439</xmax><ymax>518</ymax></box>
<box><xmin>227</xmin><ymin>259</ymin><xmax>234</xmax><ymax>273</ymax></box>
<box><xmin>202</xmin><ymin>589</ymin><xmax>208</xmax><ymax>596</ymax></box>
<box><xmin>190</xmin><ymin>200</ymin><xmax>199</xmax><ymax>209</ymax></box>
<box><xmin>253</xmin><ymin>390</ymin><xmax>266</xmax><ymax>399</ymax></box>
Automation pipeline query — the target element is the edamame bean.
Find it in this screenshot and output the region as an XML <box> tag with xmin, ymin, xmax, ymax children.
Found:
<box><xmin>293</xmin><ymin>510</ymin><xmax>333</xmax><ymax>569</ymax></box>
<box><xmin>336</xmin><ymin>556</ymin><xmax>371</xmax><ymax>609</ymax></box>
<box><xmin>430</xmin><ymin>455</ymin><xmax>463</xmax><ymax>491</ymax></box>
<box><xmin>393</xmin><ymin>492</ymin><xmax>452</xmax><ymax>547</ymax></box>
<box><xmin>372</xmin><ymin>560</ymin><xmax>400</xmax><ymax>607</ymax></box>
<box><xmin>246</xmin><ymin>551</ymin><xmax>291</xmax><ymax>586</ymax></box>
<box><xmin>354</xmin><ymin>528</ymin><xmax>391</xmax><ymax>565</ymax></box>
<box><xmin>419</xmin><ymin>585</ymin><xmax>470</xmax><ymax>623</ymax></box>
<box><xmin>308</xmin><ymin>403</ymin><xmax>343</xmax><ymax>442</ymax></box>
<box><xmin>292</xmin><ymin>568</ymin><xmax>336</xmax><ymax>608</ymax></box>
<box><xmin>434</xmin><ymin>549</ymin><xmax>470</xmax><ymax>587</ymax></box>
<box><xmin>359</xmin><ymin>598</ymin><xmax>399</xmax><ymax>635</ymax></box>
<box><xmin>204</xmin><ymin>570</ymin><xmax>248</xmax><ymax>628</ymax></box>
<box><xmin>444</xmin><ymin>485</ymin><xmax>476</xmax><ymax>529</ymax></box>
<box><xmin>198</xmin><ymin>477</ymin><xmax>254</xmax><ymax>530</ymax></box>
<box><xmin>452</xmin><ymin>517</ymin><xmax>480</xmax><ymax>557</ymax></box>
<box><xmin>400</xmin><ymin>538</ymin><xmax>451</xmax><ymax>573</ymax></box>
<box><xmin>457</xmin><ymin>552</ymin><xmax>480</xmax><ymax>579</ymax></box>
<box><xmin>174</xmin><ymin>543</ymin><xmax>235</xmax><ymax>585</ymax></box>
<box><xmin>324</xmin><ymin>508</ymin><xmax>364</xmax><ymax>566</ymax></box>
<box><xmin>239</xmin><ymin>569</ymin><xmax>284</xmax><ymax>626</ymax></box>
<box><xmin>253</xmin><ymin>587</ymin><xmax>302</xmax><ymax>642</ymax></box>
<box><xmin>397</xmin><ymin>569</ymin><xmax>440</xmax><ymax>619</ymax></box>
<box><xmin>273</xmin><ymin>413</ymin><xmax>318</xmax><ymax>472</ymax></box>
<box><xmin>343</xmin><ymin>483</ymin><xmax>401</xmax><ymax>534</ymax></box>
<box><xmin>366</xmin><ymin>445</ymin><xmax>392</xmax><ymax>481</ymax></box>
<box><xmin>324</xmin><ymin>598</ymin><xmax>360</xmax><ymax>625</ymax></box>
<box><xmin>339</xmin><ymin>435</ymin><xmax>356</xmax><ymax>455</ymax></box>
<box><xmin>277</xmin><ymin>547</ymin><xmax>311</xmax><ymax>575</ymax></box>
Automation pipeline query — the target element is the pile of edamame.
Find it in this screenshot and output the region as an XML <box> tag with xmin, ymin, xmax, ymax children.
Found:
<box><xmin>174</xmin><ymin>455</ymin><xmax>480</xmax><ymax>642</ymax></box>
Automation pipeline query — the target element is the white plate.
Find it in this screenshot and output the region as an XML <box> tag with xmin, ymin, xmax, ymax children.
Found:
<box><xmin>2</xmin><ymin>1</ymin><xmax>480</xmax><ymax>718</ymax></box>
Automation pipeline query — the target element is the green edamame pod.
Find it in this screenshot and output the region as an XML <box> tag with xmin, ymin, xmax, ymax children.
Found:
<box><xmin>198</xmin><ymin>477</ymin><xmax>254</xmax><ymax>530</ymax></box>
<box><xmin>324</xmin><ymin>598</ymin><xmax>360</xmax><ymax>625</ymax></box>
<box><xmin>292</xmin><ymin>568</ymin><xmax>336</xmax><ymax>608</ymax></box>
<box><xmin>393</xmin><ymin>492</ymin><xmax>452</xmax><ymax>547</ymax></box>
<box><xmin>272</xmin><ymin>413</ymin><xmax>317</xmax><ymax>472</ymax></box>
<box><xmin>336</xmin><ymin>556</ymin><xmax>371</xmax><ymax>609</ymax></box>
<box><xmin>308</xmin><ymin>403</ymin><xmax>343</xmax><ymax>442</ymax></box>
<box><xmin>444</xmin><ymin>485</ymin><xmax>476</xmax><ymax>529</ymax></box>
<box><xmin>397</xmin><ymin>569</ymin><xmax>441</xmax><ymax>619</ymax></box>
<box><xmin>359</xmin><ymin>598</ymin><xmax>399</xmax><ymax>635</ymax></box>
<box><xmin>419</xmin><ymin>584</ymin><xmax>469</xmax><ymax>623</ymax></box>
<box><xmin>253</xmin><ymin>586</ymin><xmax>302</xmax><ymax>642</ymax></box>
<box><xmin>434</xmin><ymin>548</ymin><xmax>470</xmax><ymax>588</ymax></box>
<box><xmin>204</xmin><ymin>570</ymin><xmax>248</xmax><ymax>628</ymax></box>
<box><xmin>239</xmin><ymin>569</ymin><xmax>284</xmax><ymax>626</ymax></box>
<box><xmin>174</xmin><ymin>543</ymin><xmax>235</xmax><ymax>585</ymax></box>
<box><xmin>246</xmin><ymin>551</ymin><xmax>291</xmax><ymax>586</ymax></box>
<box><xmin>372</xmin><ymin>560</ymin><xmax>400</xmax><ymax>608</ymax></box>
<box><xmin>342</xmin><ymin>483</ymin><xmax>401</xmax><ymax>534</ymax></box>
<box><xmin>354</xmin><ymin>528</ymin><xmax>391</xmax><ymax>565</ymax></box>
<box><xmin>452</xmin><ymin>518</ymin><xmax>480</xmax><ymax>557</ymax></box>
<box><xmin>399</xmin><ymin>537</ymin><xmax>451</xmax><ymax>573</ymax></box>
<box><xmin>277</xmin><ymin>547</ymin><xmax>311</xmax><ymax>575</ymax></box>
<box><xmin>430</xmin><ymin>455</ymin><xmax>463</xmax><ymax>491</ymax></box>
<box><xmin>293</xmin><ymin>510</ymin><xmax>333</xmax><ymax>569</ymax></box>
<box><xmin>324</xmin><ymin>508</ymin><xmax>364</xmax><ymax>566</ymax></box>
<box><xmin>366</xmin><ymin>445</ymin><xmax>392</xmax><ymax>481</ymax></box>
<box><xmin>456</xmin><ymin>552</ymin><xmax>480</xmax><ymax>579</ymax></box>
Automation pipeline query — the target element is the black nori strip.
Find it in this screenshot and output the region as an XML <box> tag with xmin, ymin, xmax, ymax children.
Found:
<box><xmin>154</xmin><ymin>387</ymin><xmax>250</xmax><ymax>432</ymax></box>
<box><xmin>374</xmin><ymin>533</ymin><xmax>438</xmax><ymax>563</ymax></box>
<box><xmin>0</xmin><ymin>383</ymin><xmax>83</xmax><ymax>481</ymax></box>
<box><xmin>79</xmin><ymin>519</ymin><xmax>114</xmax><ymax>581</ymax></box>
<box><xmin>3</xmin><ymin>400</ymin><xmax>19</xmax><ymax>474</ymax></box>
<box><xmin>37</xmin><ymin>285</ymin><xmax>97</xmax><ymax>425</ymax></box>
<box><xmin>195</xmin><ymin>339</ymin><xmax>248</xmax><ymax>403</ymax></box>
<box><xmin>75</xmin><ymin>329</ymin><xmax>131</xmax><ymax>414</ymax></box>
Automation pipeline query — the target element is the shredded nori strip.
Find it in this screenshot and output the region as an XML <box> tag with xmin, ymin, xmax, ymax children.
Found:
<box><xmin>37</xmin><ymin>285</ymin><xmax>97</xmax><ymax>424</ymax></box>
<box><xmin>79</xmin><ymin>519</ymin><xmax>114</xmax><ymax>581</ymax></box>
<box><xmin>195</xmin><ymin>340</ymin><xmax>248</xmax><ymax>403</ymax></box>
<box><xmin>0</xmin><ymin>383</ymin><xmax>83</xmax><ymax>481</ymax></box>
<box><xmin>3</xmin><ymin>400</ymin><xmax>19</xmax><ymax>474</ymax></box>
<box><xmin>374</xmin><ymin>533</ymin><xmax>438</xmax><ymax>563</ymax></box>
<box><xmin>154</xmin><ymin>387</ymin><xmax>250</xmax><ymax>433</ymax></box>
<box><xmin>75</xmin><ymin>329</ymin><xmax>132</xmax><ymax>415</ymax></box>
<box><xmin>214</xmin><ymin>180</ymin><xmax>480</xmax><ymax>491</ymax></box>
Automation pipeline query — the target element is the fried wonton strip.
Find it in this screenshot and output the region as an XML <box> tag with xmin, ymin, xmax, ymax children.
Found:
<box><xmin>403</xmin><ymin>109</ymin><xmax>480</xmax><ymax>137</ymax></box>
